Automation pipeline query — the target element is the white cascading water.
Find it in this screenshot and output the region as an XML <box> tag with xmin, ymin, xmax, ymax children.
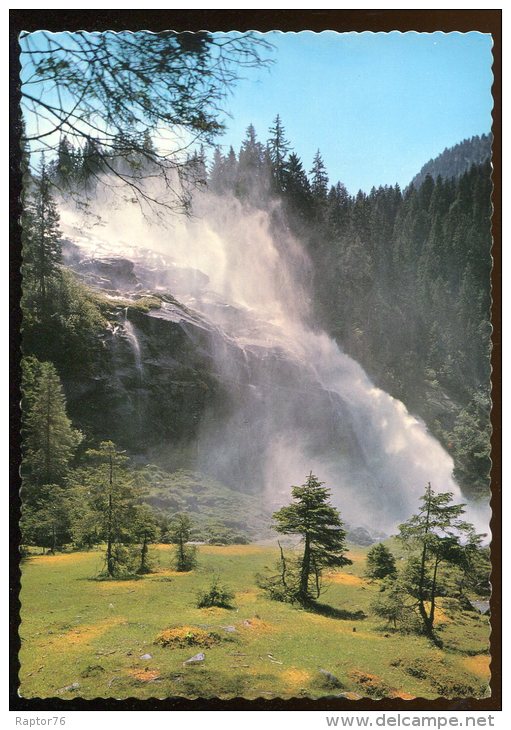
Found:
<box><xmin>58</xmin><ymin>183</ymin><xmax>488</xmax><ymax>533</ymax></box>
<box><xmin>122</xmin><ymin>308</ymin><xmax>144</xmax><ymax>382</ymax></box>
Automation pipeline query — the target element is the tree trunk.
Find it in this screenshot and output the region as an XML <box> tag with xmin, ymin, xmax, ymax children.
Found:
<box><xmin>106</xmin><ymin>493</ymin><xmax>114</xmax><ymax>576</ymax></box>
<box><xmin>417</xmin><ymin>483</ymin><xmax>432</xmax><ymax>634</ymax></box>
<box><xmin>44</xmin><ymin>379</ymin><xmax>52</xmax><ymax>484</ymax></box>
<box><xmin>178</xmin><ymin>534</ymin><xmax>184</xmax><ymax>570</ymax></box>
<box><xmin>106</xmin><ymin>453</ymin><xmax>114</xmax><ymax>577</ymax></box>
<box><xmin>415</xmin><ymin>485</ymin><xmax>442</xmax><ymax>646</ymax></box>
<box><xmin>429</xmin><ymin>556</ymin><xmax>441</xmax><ymax>627</ymax></box>
<box><xmin>139</xmin><ymin>531</ymin><xmax>148</xmax><ymax>573</ymax></box>
<box><xmin>299</xmin><ymin>533</ymin><xmax>311</xmax><ymax>601</ymax></box>
<box><xmin>278</xmin><ymin>540</ymin><xmax>288</xmax><ymax>589</ymax></box>
<box><xmin>38</xmin><ymin>220</ymin><xmax>47</xmax><ymax>306</ymax></box>
<box><xmin>312</xmin><ymin>557</ymin><xmax>321</xmax><ymax>599</ymax></box>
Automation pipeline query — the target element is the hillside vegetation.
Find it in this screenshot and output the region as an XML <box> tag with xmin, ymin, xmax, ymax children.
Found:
<box><xmin>411</xmin><ymin>134</ymin><xmax>492</xmax><ymax>189</ymax></box>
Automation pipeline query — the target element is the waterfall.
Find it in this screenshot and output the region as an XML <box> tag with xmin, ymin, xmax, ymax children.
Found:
<box><xmin>123</xmin><ymin>308</ymin><xmax>143</xmax><ymax>382</ymax></box>
<box><xmin>58</xmin><ymin>185</ymin><xmax>489</xmax><ymax>533</ymax></box>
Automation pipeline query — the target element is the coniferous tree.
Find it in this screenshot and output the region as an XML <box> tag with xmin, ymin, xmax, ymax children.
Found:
<box><xmin>168</xmin><ymin>513</ymin><xmax>197</xmax><ymax>571</ymax></box>
<box><xmin>222</xmin><ymin>146</ymin><xmax>238</xmax><ymax>192</ymax></box>
<box><xmin>142</xmin><ymin>129</ymin><xmax>157</xmax><ymax>156</ymax></box>
<box><xmin>208</xmin><ymin>147</ymin><xmax>226</xmax><ymax>192</ymax></box>
<box><xmin>22</xmin><ymin>156</ymin><xmax>62</xmax><ymax>317</ymax></box>
<box><xmin>272</xmin><ymin>472</ymin><xmax>351</xmax><ymax>603</ymax></box>
<box><xmin>236</xmin><ymin>124</ymin><xmax>266</xmax><ymax>199</ymax></box>
<box><xmin>22</xmin><ymin>359</ymin><xmax>82</xmax><ymax>493</ymax></box>
<box><xmin>282</xmin><ymin>152</ymin><xmax>313</xmax><ymax>221</ymax></box>
<box><xmin>69</xmin><ymin>441</ymin><xmax>142</xmax><ymax>577</ymax></box>
<box><xmin>309</xmin><ymin>149</ymin><xmax>329</xmax><ymax>205</ymax></box>
<box><xmin>239</xmin><ymin>124</ymin><xmax>264</xmax><ymax>171</ymax></box>
<box><xmin>365</xmin><ymin>543</ymin><xmax>397</xmax><ymax>580</ymax></box>
<box><xmin>131</xmin><ymin>503</ymin><xmax>160</xmax><ymax>574</ymax></box>
<box><xmin>53</xmin><ymin>135</ymin><xmax>77</xmax><ymax>186</ymax></box>
<box><xmin>21</xmin><ymin>484</ymin><xmax>74</xmax><ymax>552</ymax></box>
<box><xmin>398</xmin><ymin>483</ymin><xmax>484</xmax><ymax>645</ymax></box>
<box><xmin>267</xmin><ymin>114</ymin><xmax>291</xmax><ymax>192</ymax></box>
<box><xmin>371</xmin><ymin>577</ymin><xmax>416</xmax><ymax>630</ymax></box>
<box><xmin>187</xmin><ymin>146</ymin><xmax>208</xmax><ymax>189</ymax></box>
<box><xmin>326</xmin><ymin>182</ymin><xmax>351</xmax><ymax>236</ymax></box>
<box><xmin>80</xmin><ymin>138</ymin><xmax>105</xmax><ymax>185</ymax></box>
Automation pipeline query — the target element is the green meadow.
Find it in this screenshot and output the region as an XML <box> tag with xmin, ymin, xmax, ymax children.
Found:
<box><xmin>19</xmin><ymin>543</ymin><xmax>490</xmax><ymax>700</ymax></box>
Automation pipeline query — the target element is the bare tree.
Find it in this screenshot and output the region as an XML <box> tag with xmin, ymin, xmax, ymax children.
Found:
<box><xmin>19</xmin><ymin>30</ymin><xmax>272</xmax><ymax>212</ymax></box>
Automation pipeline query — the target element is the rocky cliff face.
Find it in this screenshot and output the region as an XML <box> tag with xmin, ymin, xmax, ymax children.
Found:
<box><xmin>61</xmin><ymin>241</ymin><xmax>222</xmax><ymax>464</ymax></box>
<box><xmin>61</xmin><ymin>239</ymin><xmax>366</xmax><ymax>497</ymax></box>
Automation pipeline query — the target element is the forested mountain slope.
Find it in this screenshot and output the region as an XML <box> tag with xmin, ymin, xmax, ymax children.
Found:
<box><xmin>411</xmin><ymin>134</ymin><xmax>492</xmax><ymax>189</ymax></box>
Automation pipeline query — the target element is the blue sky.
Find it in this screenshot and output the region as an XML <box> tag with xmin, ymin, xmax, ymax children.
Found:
<box><xmin>20</xmin><ymin>30</ymin><xmax>493</xmax><ymax>194</ymax></box>
<box><xmin>216</xmin><ymin>31</ymin><xmax>493</xmax><ymax>193</ymax></box>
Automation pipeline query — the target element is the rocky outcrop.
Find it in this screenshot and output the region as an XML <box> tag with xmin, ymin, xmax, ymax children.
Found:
<box><xmin>63</xmin><ymin>301</ymin><xmax>221</xmax><ymax>458</ymax></box>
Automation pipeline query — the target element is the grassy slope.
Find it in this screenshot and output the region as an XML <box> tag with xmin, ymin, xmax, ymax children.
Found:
<box><xmin>143</xmin><ymin>468</ymin><xmax>273</xmax><ymax>540</ymax></box>
<box><xmin>19</xmin><ymin>545</ymin><xmax>490</xmax><ymax>700</ymax></box>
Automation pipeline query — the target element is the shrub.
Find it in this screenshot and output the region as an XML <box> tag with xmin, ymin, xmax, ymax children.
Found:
<box><xmin>96</xmin><ymin>544</ymin><xmax>137</xmax><ymax>579</ymax></box>
<box><xmin>196</xmin><ymin>577</ymin><xmax>235</xmax><ymax>609</ymax></box>
<box><xmin>350</xmin><ymin>670</ymin><xmax>392</xmax><ymax>699</ymax></box>
<box><xmin>365</xmin><ymin>543</ymin><xmax>397</xmax><ymax>580</ymax></box>
<box><xmin>205</xmin><ymin>524</ymin><xmax>250</xmax><ymax>545</ymax></box>
<box><xmin>168</xmin><ymin>514</ymin><xmax>198</xmax><ymax>572</ymax></box>
<box><xmin>255</xmin><ymin>546</ymin><xmax>302</xmax><ymax>604</ymax></box>
<box><xmin>431</xmin><ymin>678</ymin><xmax>488</xmax><ymax>699</ymax></box>
<box><xmin>256</xmin><ymin>571</ymin><xmax>300</xmax><ymax>604</ymax></box>
<box><xmin>155</xmin><ymin>625</ymin><xmax>220</xmax><ymax>648</ymax></box>
<box><xmin>371</xmin><ymin>577</ymin><xmax>421</xmax><ymax>633</ymax></box>
<box><xmin>391</xmin><ymin>656</ymin><xmax>446</xmax><ymax>681</ymax></box>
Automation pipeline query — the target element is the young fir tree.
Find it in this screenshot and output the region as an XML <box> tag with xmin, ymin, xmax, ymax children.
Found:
<box><xmin>365</xmin><ymin>543</ymin><xmax>397</xmax><ymax>580</ymax></box>
<box><xmin>398</xmin><ymin>483</ymin><xmax>484</xmax><ymax>646</ymax></box>
<box><xmin>208</xmin><ymin>147</ymin><xmax>226</xmax><ymax>193</ymax></box>
<box><xmin>309</xmin><ymin>149</ymin><xmax>329</xmax><ymax>205</ymax></box>
<box><xmin>267</xmin><ymin>114</ymin><xmax>291</xmax><ymax>192</ymax></box>
<box><xmin>239</xmin><ymin>124</ymin><xmax>264</xmax><ymax>173</ymax></box>
<box><xmin>237</xmin><ymin>123</ymin><xmax>266</xmax><ymax>199</ymax></box>
<box><xmin>22</xmin><ymin>359</ymin><xmax>82</xmax><ymax>493</ymax></box>
<box><xmin>272</xmin><ymin>472</ymin><xmax>351</xmax><ymax>603</ymax></box>
<box><xmin>168</xmin><ymin>513</ymin><xmax>197</xmax><ymax>572</ymax></box>
<box><xmin>53</xmin><ymin>135</ymin><xmax>77</xmax><ymax>186</ymax></box>
<box><xmin>131</xmin><ymin>503</ymin><xmax>160</xmax><ymax>574</ymax></box>
<box><xmin>69</xmin><ymin>441</ymin><xmax>142</xmax><ymax>577</ymax></box>
<box><xmin>79</xmin><ymin>137</ymin><xmax>105</xmax><ymax>185</ymax></box>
